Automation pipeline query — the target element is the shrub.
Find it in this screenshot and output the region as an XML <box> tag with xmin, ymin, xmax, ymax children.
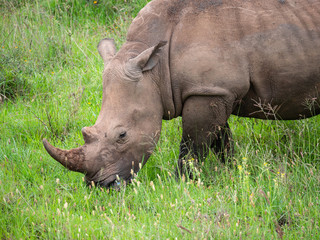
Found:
<box><xmin>43</xmin><ymin>0</ymin><xmax>150</xmax><ymax>26</ymax></box>
<box><xmin>0</xmin><ymin>0</ymin><xmax>32</xmax><ymax>10</ymax></box>
<box><xmin>0</xmin><ymin>49</ymin><xmax>30</xmax><ymax>100</ymax></box>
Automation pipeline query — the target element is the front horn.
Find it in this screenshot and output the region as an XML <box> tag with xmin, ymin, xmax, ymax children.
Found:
<box><xmin>43</xmin><ymin>139</ymin><xmax>86</xmax><ymax>173</ymax></box>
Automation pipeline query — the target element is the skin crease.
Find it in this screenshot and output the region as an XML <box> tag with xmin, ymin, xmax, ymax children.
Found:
<box><xmin>43</xmin><ymin>0</ymin><xmax>320</xmax><ymax>187</ymax></box>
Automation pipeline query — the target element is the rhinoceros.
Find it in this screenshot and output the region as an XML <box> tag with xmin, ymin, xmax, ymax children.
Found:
<box><xmin>43</xmin><ymin>0</ymin><xmax>320</xmax><ymax>187</ymax></box>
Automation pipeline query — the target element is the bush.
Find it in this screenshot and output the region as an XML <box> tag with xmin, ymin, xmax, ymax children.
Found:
<box><xmin>43</xmin><ymin>0</ymin><xmax>150</xmax><ymax>26</ymax></box>
<box><xmin>0</xmin><ymin>0</ymin><xmax>32</xmax><ymax>10</ymax></box>
<box><xmin>0</xmin><ymin>49</ymin><xmax>30</xmax><ymax>100</ymax></box>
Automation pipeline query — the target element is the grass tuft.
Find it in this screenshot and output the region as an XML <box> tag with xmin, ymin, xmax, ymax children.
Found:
<box><xmin>0</xmin><ymin>48</ymin><xmax>31</xmax><ymax>100</ymax></box>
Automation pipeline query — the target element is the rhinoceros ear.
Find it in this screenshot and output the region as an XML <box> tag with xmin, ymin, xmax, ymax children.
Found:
<box><xmin>98</xmin><ymin>38</ymin><xmax>117</xmax><ymax>65</ymax></box>
<box><xmin>129</xmin><ymin>41</ymin><xmax>167</xmax><ymax>73</ymax></box>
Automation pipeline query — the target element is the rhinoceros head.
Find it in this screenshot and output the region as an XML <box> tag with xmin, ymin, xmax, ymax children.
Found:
<box><xmin>43</xmin><ymin>39</ymin><xmax>166</xmax><ymax>188</ymax></box>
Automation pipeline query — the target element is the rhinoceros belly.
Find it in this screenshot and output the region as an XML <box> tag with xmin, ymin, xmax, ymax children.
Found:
<box><xmin>234</xmin><ymin>24</ymin><xmax>320</xmax><ymax>120</ymax></box>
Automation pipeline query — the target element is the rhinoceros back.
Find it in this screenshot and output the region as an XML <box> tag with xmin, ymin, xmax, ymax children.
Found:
<box><xmin>126</xmin><ymin>0</ymin><xmax>320</xmax><ymax>119</ymax></box>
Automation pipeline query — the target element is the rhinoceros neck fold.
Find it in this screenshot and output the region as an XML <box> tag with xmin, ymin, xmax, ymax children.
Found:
<box><xmin>159</xmin><ymin>29</ymin><xmax>177</xmax><ymax>120</ymax></box>
<box><xmin>42</xmin><ymin>139</ymin><xmax>86</xmax><ymax>173</ymax></box>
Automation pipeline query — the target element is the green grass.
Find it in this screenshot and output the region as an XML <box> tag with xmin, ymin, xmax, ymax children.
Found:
<box><xmin>1</xmin><ymin>0</ymin><xmax>319</xmax><ymax>239</ymax></box>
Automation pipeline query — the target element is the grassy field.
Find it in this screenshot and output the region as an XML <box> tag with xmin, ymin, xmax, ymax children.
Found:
<box><xmin>1</xmin><ymin>0</ymin><xmax>319</xmax><ymax>239</ymax></box>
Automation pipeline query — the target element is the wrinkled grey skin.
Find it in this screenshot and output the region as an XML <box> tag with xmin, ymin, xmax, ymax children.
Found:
<box><xmin>43</xmin><ymin>0</ymin><xmax>320</xmax><ymax>188</ymax></box>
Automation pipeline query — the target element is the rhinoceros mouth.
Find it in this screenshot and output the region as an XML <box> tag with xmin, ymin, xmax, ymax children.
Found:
<box><xmin>85</xmin><ymin>174</ymin><xmax>132</xmax><ymax>189</ymax></box>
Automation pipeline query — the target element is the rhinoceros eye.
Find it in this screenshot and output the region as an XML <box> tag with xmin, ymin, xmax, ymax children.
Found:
<box><xmin>119</xmin><ymin>131</ymin><xmax>127</xmax><ymax>139</ymax></box>
<box><xmin>117</xmin><ymin>131</ymin><xmax>127</xmax><ymax>144</ymax></box>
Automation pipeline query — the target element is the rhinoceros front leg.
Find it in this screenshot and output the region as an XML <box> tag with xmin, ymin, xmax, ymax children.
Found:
<box><xmin>177</xmin><ymin>96</ymin><xmax>233</xmax><ymax>178</ymax></box>
<box><xmin>210</xmin><ymin>122</ymin><xmax>233</xmax><ymax>163</ymax></box>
